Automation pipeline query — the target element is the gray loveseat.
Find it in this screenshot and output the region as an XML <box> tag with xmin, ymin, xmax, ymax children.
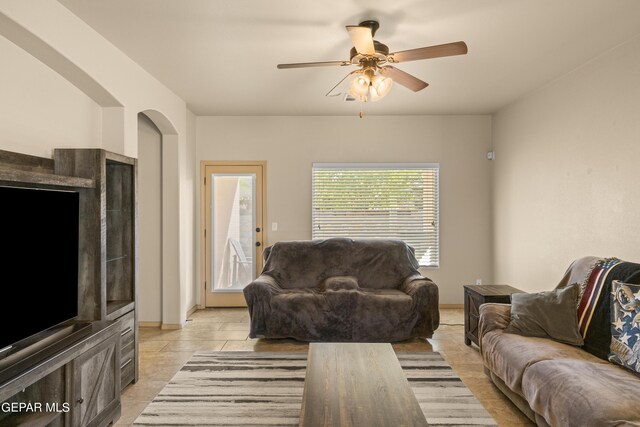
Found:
<box><xmin>243</xmin><ymin>238</ymin><xmax>439</xmax><ymax>341</ymax></box>
<box><xmin>479</xmin><ymin>257</ymin><xmax>640</xmax><ymax>426</ymax></box>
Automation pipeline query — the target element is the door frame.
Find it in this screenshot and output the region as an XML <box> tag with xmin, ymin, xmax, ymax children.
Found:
<box><xmin>199</xmin><ymin>160</ymin><xmax>267</xmax><ymax>309</ymax></box>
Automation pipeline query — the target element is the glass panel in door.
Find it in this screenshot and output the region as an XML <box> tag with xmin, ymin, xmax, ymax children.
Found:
<box><xmin>204</xmin><ymin>164</ymin><xmax>264</xmax><ymax>307</ymax></box>
<box><xmin>211</xmin><ymin>174</ymin><xmax>256</xmax><ymax>291</ymax></box>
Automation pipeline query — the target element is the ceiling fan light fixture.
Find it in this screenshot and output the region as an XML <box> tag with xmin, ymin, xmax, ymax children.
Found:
<box><xmin>370</xmin><ymin>74</ymin><xmax>393</xmax><ymax>102</ymax></box>
<box><xmin>348</xmin><ymin>72</ymin><xmax>371</xmax><ymax>98</ymax></box>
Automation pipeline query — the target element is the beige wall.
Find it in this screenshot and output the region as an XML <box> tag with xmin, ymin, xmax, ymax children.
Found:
<box><xmin>184</xmin><ymin>109</ymin><xmax>198</xmax><ymax>312</ymax></box>
<box><xmin>196</xmin><ymin>115</ymin><xmax>493</xmax><ymax>304</ymax></box>
<box><xmin>0</xmin><ymin>35</ymin><xmax>101</xmax><ymax>157</ymax></box>
<box><xmin>492</xmin><ymin>35</ymin><xmax>640</xmax><ymax>292</ymax></box>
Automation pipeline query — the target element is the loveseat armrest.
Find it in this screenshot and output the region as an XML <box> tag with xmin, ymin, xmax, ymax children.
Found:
<box><xmin>244</xmin><ymin>274</ymin><xmax>282</xmax><ymax>296</ymax></box>
<box><xmin>243</xmin><ymin>274</ymin><xmax>284</xmax><ymax>338</ymax></box>
<box><xmin>400</xmin><ymin>274</ymin><xmax>437</xmax><ymax>296</ymax></box>
<box><xmin>399</xmin><ymin>274</ymin><xmax>439</xmax><ymax>336</ymax></box>
<box><xmin>478</xmin><ymin>303</ymin><xmax>511</xmax><ymax>345</ymax></box>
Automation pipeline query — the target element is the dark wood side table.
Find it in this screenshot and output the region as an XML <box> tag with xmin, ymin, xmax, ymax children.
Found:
<box><xmin>463</xmin><ymin>284</ymin><xmax>522</xmax><ymax>347</ymax></box>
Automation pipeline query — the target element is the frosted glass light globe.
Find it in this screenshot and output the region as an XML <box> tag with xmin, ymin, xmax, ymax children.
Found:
<box><xmin>369</xmin><ymin>74</ymin><xmax>393</xmax><ymax>102</ymax></box>
<box><xmin>348</xmin><ymin>73</ymin><xmax>371</xmax><ymax>98</ymax></box>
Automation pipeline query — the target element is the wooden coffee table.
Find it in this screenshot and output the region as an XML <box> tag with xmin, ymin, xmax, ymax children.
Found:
<box><xmin>299</xmin><ymin>343</ymin><xmax>428</xmax><ymax>427</ymax></box>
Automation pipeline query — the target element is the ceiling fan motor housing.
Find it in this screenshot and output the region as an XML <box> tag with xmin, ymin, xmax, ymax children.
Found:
<box><xmin>358</xmin><ymin>20</ymin><xmax>380</xmax><ymax>36</ymax></box>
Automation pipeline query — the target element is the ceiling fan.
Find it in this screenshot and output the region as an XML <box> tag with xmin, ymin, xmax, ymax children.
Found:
<box><xmin>277</xmin><ymin>20</ymin><xmax>468</xmax><ymax>105</ymax></box>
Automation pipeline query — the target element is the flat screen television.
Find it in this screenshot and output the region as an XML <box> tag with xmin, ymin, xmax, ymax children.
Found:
<box><xmin>0</xmin><ymin>185</ymin><xmax>79</xmax><ymax>354</ymax></box>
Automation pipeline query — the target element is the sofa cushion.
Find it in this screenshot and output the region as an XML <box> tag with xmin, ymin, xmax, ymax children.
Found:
<box><xmin>482</xmin><ymin>329</ymin><xmax>603</xmax><ymax>395</ymax></box>
<box><xmin>504</xmin><ymin>284</ymin><xmax>583</xmax><ymax>346</ymax></box>
<box><xmin>522</xmin><ymin>360</ymin><xmax>640</xmax><ymax>427</ymax></box>
<box><xmin>609</xmin><ymin>280</ymin><xmax>640</xmax><ymax>374</ymax></box>
<box><xmin>319</xmin><ymin>276</ymin><xmax>359</xmax><ymax>291</ymax></box>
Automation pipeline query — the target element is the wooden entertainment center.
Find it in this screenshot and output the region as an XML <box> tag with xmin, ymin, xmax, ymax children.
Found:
<box><xmin>0</xmin><ymin>149</ymin><xmax>138</xmax><ymax>427</ymax></box>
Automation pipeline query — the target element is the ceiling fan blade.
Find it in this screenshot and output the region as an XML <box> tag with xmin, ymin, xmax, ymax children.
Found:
<box><xmin>380</xmin><ymin>66</ymin><xmax>428</xmax><ymax>92</ymax></box>
<box><xmin>346</xmin><ymin>25</ymin><xmax>375</xmax><ymax>55</ymax></box>
<box><xmin>277</xmin><ymin>60</ymin><xmax>351</xmax><ymax>69</ymax></box>
<box><xmin>389</xmin><ymin>41</ymin><xmax>468</xmax><ymax>63</ymax></box>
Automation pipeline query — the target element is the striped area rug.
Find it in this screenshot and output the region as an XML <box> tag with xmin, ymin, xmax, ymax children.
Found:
<box><xmin>133</xmin><ymin>351</ymin><xmax>496</xmax><ymax>426</ymax></box>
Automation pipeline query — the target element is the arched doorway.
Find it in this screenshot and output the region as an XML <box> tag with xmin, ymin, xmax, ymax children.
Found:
<box><xmin>137</xmin><ymin>109</ymin><xmax>181</xmax><ymax>328</ymax></box>
<box><xmin>137</xmin><ymin>113</ymin><xmax>163</xmax><ymax>325</ymax></box>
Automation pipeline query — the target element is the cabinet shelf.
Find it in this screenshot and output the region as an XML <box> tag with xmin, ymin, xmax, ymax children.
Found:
<box><xmin>106</xmin><ymin>301</ymin><xmax>135</xmax><ymax>321</ymax></box>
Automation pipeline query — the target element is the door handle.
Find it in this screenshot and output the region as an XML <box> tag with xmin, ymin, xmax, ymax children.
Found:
<box><xmin>256</xmin><ymin>242</ymin><xmax>262</xmax><ymax>247</ymax></box>
<box><xmin>256</xmin><ymin>227</ymin><xmax>261</xmax><ymax>232</ymax></box>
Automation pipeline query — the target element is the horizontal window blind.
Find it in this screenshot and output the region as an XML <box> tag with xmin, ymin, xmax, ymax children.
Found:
<box><xmin>312</xmin><ymin>163</ymin><xmax>439</xmax><ymax>267</ymax></box>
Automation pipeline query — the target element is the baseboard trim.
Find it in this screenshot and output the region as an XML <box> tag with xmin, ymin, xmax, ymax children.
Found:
<box><xmin>187</xmin><ymin>305</ymin><xmax>199</xmax><ymax>317</ymax></box>
<box><xmin>160</xmin><ymin>323</ymin><xmax>183</xmax><ymax>330</ymax></box>
<box><xmin>138</xmin><ymin>321</ymin><xmax>161</xmax><ymax>328</ymax></box>
<box><xmin>139</xmin><ymin>321</ymin><xmax>185</xmax><ymax>330</ymax></box>
<box><xmin>439</xmin><ymin>304</ymin><xmax>463</xmax><ymax>309</ymax></box>
<box><xmin>139</xmin><ymin>307</ymin><xmax>198</xmax><ymax>329</ymax></box>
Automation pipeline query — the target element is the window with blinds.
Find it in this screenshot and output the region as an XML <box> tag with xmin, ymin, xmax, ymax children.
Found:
<box><xmin>312</xmin><ymin>163</ymin><xmax>440</xmax><ymax>267</ymax></box>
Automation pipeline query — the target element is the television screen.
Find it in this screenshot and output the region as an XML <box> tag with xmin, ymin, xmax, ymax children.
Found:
<box><xmin>0</xmin><ymin>186</ymin><xmax>79</xmax><ymax>351</ymax></box>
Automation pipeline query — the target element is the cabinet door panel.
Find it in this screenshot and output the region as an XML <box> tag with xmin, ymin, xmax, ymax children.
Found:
<box><xmin>71</xmin><ymin>335</ymin><xmax>120</xmax><ymax>427</ymax></box>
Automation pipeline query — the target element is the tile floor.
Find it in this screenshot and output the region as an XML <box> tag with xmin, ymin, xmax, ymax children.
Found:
<box><xmin>115</xmin><ymin>308</ymin><xmax>534</xmax><ymax>426</ymax></box>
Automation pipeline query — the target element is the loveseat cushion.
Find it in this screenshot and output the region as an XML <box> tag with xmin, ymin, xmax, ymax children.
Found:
<box><xmin>522</xmin><ymin>360</ymin><xmax>640</xmax><ymax>427</ymax></box>
<box><xmin>263</xmin><ymin>287</ymin><xmax>416</xmax><ymax>341</ymax></box>
<box><xmin>482</xmin><ymin>329</ymin><xmax>603</xmax><ymax>395</ymax></box>
<box><xmin>356</xmin><ymin>289</ymin><xmax>414</xmax><ymax>316</ymax></box>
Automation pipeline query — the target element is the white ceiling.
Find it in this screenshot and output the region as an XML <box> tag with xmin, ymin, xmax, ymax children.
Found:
<box><xmin>58</xmin><ymin>0</ymin><xmax>640</xmax><ymax>116</ymax></box>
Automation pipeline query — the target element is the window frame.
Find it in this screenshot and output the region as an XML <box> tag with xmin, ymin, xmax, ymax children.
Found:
<box><xmin>311</xmin><ymin>162</ymin><xmax>440</xmax><ymax>268</ymax></box>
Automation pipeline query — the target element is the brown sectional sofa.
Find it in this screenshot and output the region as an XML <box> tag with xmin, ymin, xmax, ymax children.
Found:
<box><xmin>479</xmin><ymin>257</ymin><xmax>640</xmax><ymax>427</ymax></box>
